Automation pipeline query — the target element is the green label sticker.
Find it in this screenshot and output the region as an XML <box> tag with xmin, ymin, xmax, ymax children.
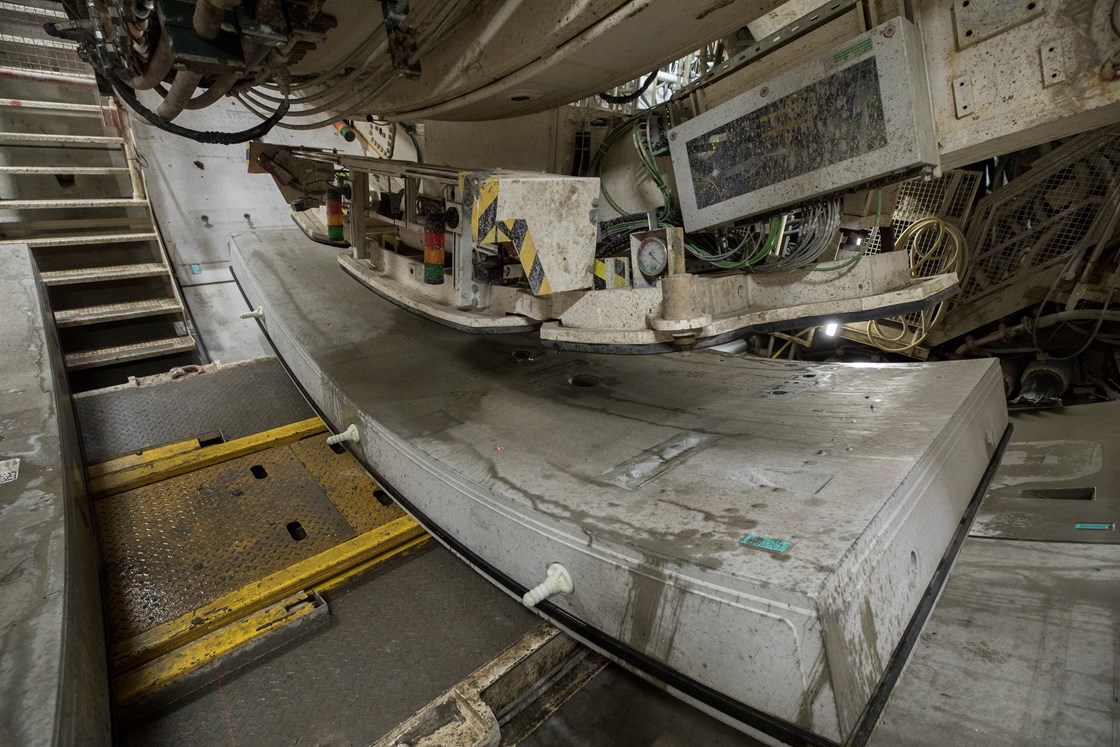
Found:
<box><xmin>741</xmin><ymin>534</ymin><xmax>792</xmax><ymax>553</ymax></box>
<box><xmin>833</xmin><ymin>37</ymin><xmax>872</xmax><ymax>64</ymax></box>
<box><xmin>1074</xmin><ymin>523</ymin><xmax>1113</xmax><ymax>530</ymax></box>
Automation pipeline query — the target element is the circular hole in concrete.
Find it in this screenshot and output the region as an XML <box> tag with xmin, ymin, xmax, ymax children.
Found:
<box><xmin>771</xmin><ymin>390</ymin><xmax>788</xmax><ymax>396</ymax></box>
<box><xmin>570</xmin><ymin>374</ymin><xmax>601</xmax><ymax>388</ymax></box>
<box><xmin>250</xmin><ymin>464</ymin><xmax>268</xmax><ymax>479</ymax></box>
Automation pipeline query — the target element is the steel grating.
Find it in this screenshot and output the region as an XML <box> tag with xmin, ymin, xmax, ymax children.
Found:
<box><xmin>0</xmin><ymin>1</ymin><xmax>89</xmax><ymax>77</ymax></box>
<box><xmin>76</xmin><ymin>356</ymin><xmax>314</xmax><ymax>463</ymax></box>
<box><xmin>928</xmin><ymin>126</ymin><xmax>1120</xmax><ymax>344</ymax></box>
<box><xmin>289</xmin><ymin>437</ymin><xmax>404</xmax><ymax>534</ymax></box>
<box><xmin>865</xmin><ymin>169</ymin><xmax>982</xmax><ymax>254</ymax></box>
<box><xmin>97</xmin><ymin>446</ymin><xmax>357</xmax><ymax>643</ymax></box>
<box><xmin>844</xmin><ymin>170</ymin><xmax>981</xmax><ymax>355</ymax></box>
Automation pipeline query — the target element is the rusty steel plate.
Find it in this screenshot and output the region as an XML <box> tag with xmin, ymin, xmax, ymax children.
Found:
<box><xmin>97</xmin><ymin>446</ymin><xmax>356</xmax><ymax>642</ymax></box>
<box><xmin>288</xmin><ymin>437</ymin><xmax>404</xmax><ymax>534</ymax></box>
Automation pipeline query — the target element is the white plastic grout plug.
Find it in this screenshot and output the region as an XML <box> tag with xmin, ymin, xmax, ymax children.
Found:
<box><xmin>326</xmin><ymin>424</ymin><xmax>360</xmax><ymax>446</ymax></box>
<box><xmin>239</xmin><ymin>305</ymin><xmax>264</xmax><ymax>320</ymax></box>
<box><xmin>522</xmin><ymin>563</ymin><xmax>574</xmax><ymax>608</ymax></box>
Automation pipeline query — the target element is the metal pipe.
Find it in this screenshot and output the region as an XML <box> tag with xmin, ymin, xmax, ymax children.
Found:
<box><xmin>0</xmin><ymin>97</ymin><xmax>104</xmax><ymax>112</ymax></box>
<box><xmin>193</xmin><ymin>0</ymin><xmax>240</xmax><ymax>40</ymax></box>
<box><xmin>127</xmin><ymin>33</ymin><xmax>172</xmax><ymax>90</ymax></box>
<box><xmin>955</xmin><ymin>310</ymin><xmax>1120</xmax><ymax>355</ymax></box>
<box><xmin>1017</xmin><ymin>358</ymin><xmax>1075</xmax><ymax>404</ymax></box>
<box><xmin>184</xmin><ymin>74</ymin><xmax>238</xmax><ymax>109</ymax></box>
<box><xmin>0</xmin><ymin>66</ymin><xmax>94</xmax><ymax>86</ymax></box>
<box><xmin>156</xmin><ymin>70</ymin><xmax>203</xmax><ymax>120</ymax></box>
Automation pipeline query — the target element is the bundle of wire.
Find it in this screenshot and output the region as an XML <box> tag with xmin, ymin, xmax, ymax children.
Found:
<box><xmin>751</xmin><ymin>200</ymin><xmax>842</xmax><ymax>273</ymax></box>
<box><xmin>681</xmin><ymin>200</ymin><xmax>842</xmax><ymax>272</ymax></box>
<box><xmin>589</xmin><ymin>111</ymin><xmax>675</xmax><ymax>222</ymax></box>
<box><xmin>589</xmin><ymin>110</ymin><xmax>849</xmax><ymax>275</ymax></box>
<box><xmin>683</xmin><ymin>220</ymin><xmax>781</xmax><ymax>269</ymax></box>
<box><xmin>237</xmin><ymin>0</ymin><xmax>474</xmax><ymax>130</ymax></box>
<box><xmin>865</xmin><ymin>215</ymin><xmax>967</xmax><ymax>353</ymax></box>
<box><xmin>591</xmin><ymin>111</ymin><xmax>682</xmax><ymax>258</ymax></box>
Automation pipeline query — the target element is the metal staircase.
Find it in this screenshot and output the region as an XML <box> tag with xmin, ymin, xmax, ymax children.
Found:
<box><xmin>0</xmin><ymin>0</ymin><xmax>198</xmax><ymax>392</ymax></box>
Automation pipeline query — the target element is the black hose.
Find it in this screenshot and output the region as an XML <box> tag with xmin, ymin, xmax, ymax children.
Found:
<box><xmin>599</xmin><ymin>70</ymin><xmax>658</xmax><ymax>105</ymax></box>
<box><xmin>45</xmin><ymin>20</ymin><xmax>288</xmax><ymax>144</ymax></box>
<box><xmin>106</xmin><ymin>67</ymin><xmax>288</xmax><ymax>144</ymax></box>
<box><xmin>401</xmin><ymin>123</ymin><xmax>424</xmax><ymax>162</ymax></box>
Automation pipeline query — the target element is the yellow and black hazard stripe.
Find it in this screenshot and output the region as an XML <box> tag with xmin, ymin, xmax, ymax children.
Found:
<box><xmin>593</xmin><ymin>257</ymin><xmax>629</xmax><ymax>289</ymax></box>
<box><xmin>497</xmin><ymin>218</ymin><xmax>551</xmax><ymax>296</ymax></box>
<box><xmin>471</xmin><ymin>178</ymin><xmax>500</xmax><ymax>245</ymax></box>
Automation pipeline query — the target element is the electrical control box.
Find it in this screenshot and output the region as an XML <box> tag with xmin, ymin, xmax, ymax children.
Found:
<box><xmin>669</xmin><ymin>17</ymin><xmax>938</xmax><ymax>231</ymax></box>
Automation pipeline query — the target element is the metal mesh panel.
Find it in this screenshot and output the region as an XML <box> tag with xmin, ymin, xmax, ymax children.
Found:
<box><xmin>842</xmin><ymin>171</ymin><xmax>979</xmax><ymax>356</ymax></box>
<box><xmin>865</xmin><ymin>169</ymin><xmax>982</xmax><ymax>253</ymax></box>
<box><xmin>0</xmin><ymin>1</ymin><xmax>91</xmax><ymax>77</ymax></box>
<box><xmin>927</xmin><ymin>126</ymin><xmax>1120</xmax><ymax>344</ymax></box>
<box><xmin>958</xmin><ymin>135</ymin><xmax>1120</xmax><ymax>301</ymax></box>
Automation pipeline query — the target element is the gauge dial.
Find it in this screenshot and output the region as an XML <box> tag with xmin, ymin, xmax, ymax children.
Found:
<box><xmin>637</xmin><ymin>237</ymin><xmax>669</xmax><ymax>277</ymax></box>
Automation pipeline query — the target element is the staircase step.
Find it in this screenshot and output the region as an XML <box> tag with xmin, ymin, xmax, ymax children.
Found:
<box><xmin>0</xmin><ymin>2</ymin><xmax>68</xmax><ymax>19</ymax></box>
<box><xmin>0</xmin><ymin>132</ymin><xmax>124</xmax><ymax>145</ymax></box>
<box><xmin>0</xmin><ymin>97</ymin><xmax>105</xmax><ymax>114</ymax></box>
<box><xmin>65</xmin><ymin>336</ymin><xmax>196</xmax><ymax>371</ymax></box>
<box><xmin>0</xmin><ymin>198</ymin><xmax>147</xmax><ymax>209</ymax></box>
<box><xmin>6</xmin><ymin>231</ymin><xmax>158</xmax><ymax>247</ymax></box>
<box><xmin>0</xmin><ymin>216</ymin><xmax>151</xmax><ymax>240</ymax></box>
<box><xmin>0</xmin><ymin>165</ymin><xmax>132</xmax><ymax>175</ymax></box>
<box><xmin>0</xmin><ymin>66</ymin><xmax>96</xmax><ymax>87</ymax></box>
<box><xmin>0</xmin><ymin>30</ymin><xmax>77</xmax><ymax>52</ymax></box>
<box><xmin>40</xmin><ymin>263</ymin><xmax>169</xmax><ymax>286</ymax></box>
<box><xmin>54</xmin><ymin>299</ymin><xmax>183</xmax><ymax>328</ymax></box>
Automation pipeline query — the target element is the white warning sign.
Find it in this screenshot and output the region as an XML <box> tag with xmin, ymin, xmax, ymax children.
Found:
<box><xmin>0</xmin><ymin>457</ymin><xmax>20</xmax><ymax>485</ymax></box>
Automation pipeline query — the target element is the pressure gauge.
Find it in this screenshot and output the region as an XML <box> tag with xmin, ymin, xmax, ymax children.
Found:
<box><xmin>636</xmin><ymin>236</ymin><xmax>669</xmax><ymax>277</ymax></box>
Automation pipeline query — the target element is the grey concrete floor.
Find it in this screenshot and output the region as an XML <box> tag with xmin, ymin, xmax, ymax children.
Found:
<box><xmin>182</xmin><ymin>280</ymin><xmax>272</xmax><ymax>364</ymax></box>
<box><xmin>76</xmin><ymin>356</ymin><xmax>312</xmax><ymax>463</ymax></box>
<box><xmin>521</xmin><ymin>666</ymin><xmax>761</xmax><ymax>747</ymax></box>
<box><xmin>125</xmin><ymin>539</ymin><xmax>767</xmax><ymax>747</ymax></box>
<box><xmin>125</xmin><ymin>542</ymin><xmax>538</xmax><ymax>746</ymax></box>
<box><xmin>871</xmin><ymin>402</ymin><xmax>1120</xmax><ymax>747</ymax></box>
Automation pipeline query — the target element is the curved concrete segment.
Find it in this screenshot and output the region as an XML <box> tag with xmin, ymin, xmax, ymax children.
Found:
<box><xmin>231</xmin><ymin>229</ymin><xmax>1009</xmax><ymax>745</ymax></box>
<box><xmin>0</xmin><ymin>245</ymin><xmax>111</xmax><ymax>746</ymax></box>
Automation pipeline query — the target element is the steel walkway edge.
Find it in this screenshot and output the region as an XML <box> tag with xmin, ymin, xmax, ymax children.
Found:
<box><xmin>113</xmin><ymin>515</ymin><xmax>427</xmax><ymax>676</ymax></box>
<box><xmin>89</xmin><ymin>417</ymin><xmax>428</xmax><ymax>714</ymax></box>
<box><xmin>89</xmin><ymin>416</ymin><xmax>325</xmax><ymax>497</ymax></box>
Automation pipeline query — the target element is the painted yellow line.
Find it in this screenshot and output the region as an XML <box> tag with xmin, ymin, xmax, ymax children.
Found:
<box><xmin>90</xmin><ymin>417</ymin><xmax>326</xmax><ymax>498</ymax></box>
<box><xmin>114</xmin><ymin>591</ymin><xmax>320</xmax><ymax>706</ymax></box>
<box><xmin>112</xmin><ymin>515</ymin><xmax>425</xmax><ymax>673</ymax></box>
<box><xmin>314</xmin><ymin>533</ymin><xmax>430</xmax><ymax>594</ymax></box>
<box><xmin>86</xmin><ymin>437</ymin><xmax>201</xmax><ymax>478</ymax></box>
